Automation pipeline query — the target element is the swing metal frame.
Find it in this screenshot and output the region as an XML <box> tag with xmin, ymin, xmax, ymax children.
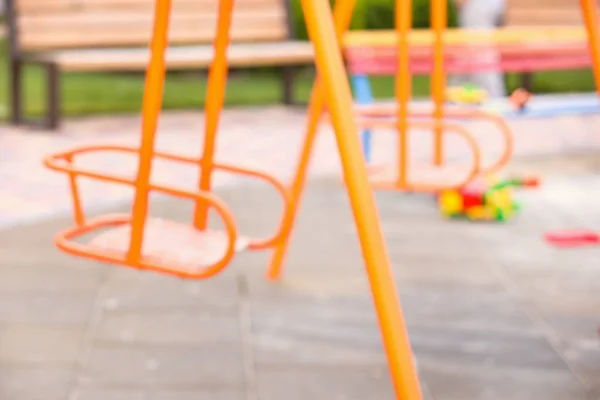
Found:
<box><xmin>43</xmin><ymin>0</ymin><xmax>600</xmax><ymax>399</ymax></box>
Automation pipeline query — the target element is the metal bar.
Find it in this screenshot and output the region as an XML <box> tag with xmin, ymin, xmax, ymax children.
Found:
<box><xmin>395</xmin><ymin>0</ymin><xmax>411</xmax><ymax>186</ymax></box>
<box><xmin>281</xmin><ymin>0</ymin><xmax>300</xmax><ymax>105</ymax></box>
<box><xmin>127</xmin><ymin>0</ymin><xmax>172</xmax><ymax>262</ymax></box>
<box><xmin>580</xmin><ymin>0</ymin><xmax>600</xmax><ymax>100</ymax></box>
<box><xmin>4</xmin><ymin>0</ymin><xmax>20</xmax><ymax>57</ymax></box>
<box><xmin>281</xmin><ymin>66</ymin><xmax>296</xmax><ymax>105</ymax></box>
<box><xmin>46</xmin><ymin>63</ymin><xmax>61</xmax><ymax>130</ymax></box>
<box><xmin>193</xmin><ymin>0</ymin><xmax>235</xmax><ymax>229</ymax></box>
<box><xmin>266</xmin><ymin>0</ymin><xmax>357</xmax><ymax>280</ymax></box>
<box><xmin>9</xmin><ymin>60</ymin><xmax>23</xmax><ymax>125</ymax></box>
<box><xmin>299</xmin><ymin>0</ymin><xmax>423</xmax><ymax>398</ymax></box>
<box><xmin>6</xmin><ymin>0</ymin><xmax>23</xmax><ymax>125</ymax></box>
<box><xmin>431</xmin><ymin>0</ymin><xmax>447</xmax><ymax>166</ymax></box>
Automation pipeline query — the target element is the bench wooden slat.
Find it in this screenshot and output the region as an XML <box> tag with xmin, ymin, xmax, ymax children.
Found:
<box><xmin>18</xmin><ymin>8</ymin><xmax>285</xmax><ymax>28</ymax></box>
<box><xmin>16</xmin><ymin>0</ymin><xmax>283</xmax><ymax>14</ymax></box>
<box><xmin>32</xmin><ymin>41</ymin><xmax>314</xmax><ymax>71</ymax></box>
<box><xmin>14</xmin><ymin>0</ymin><xmax>290</xmax><ymax>50</ymax></box>
<box><xmin>505</xmin><ymin>0</ymin><xmax>594</xmax><ymax>26</ymax></box>
<box><xmin>509</xmin><ymin>0</ymin><xmax>583</xmax><ymax>6</ymax></box>
<box><xmin>21</xmin><ymin>26</ymin><xmax>288</xmax><ymax>50</ymax></box>
<box><xmin>506</xmin><ymin>9</ymin><xmax>583</xmax><ymax>26</ymax></box>
<box><xmin>19</xmin><ymin>10</ymin><xmax>288</xmax><ymax>50</ymax></box>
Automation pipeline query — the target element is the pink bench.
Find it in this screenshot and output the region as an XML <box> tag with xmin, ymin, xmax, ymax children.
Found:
<box><xmin>345</xmin><ymin>42</ymin><xmax>592</xmax><ymax>75</ymax></box>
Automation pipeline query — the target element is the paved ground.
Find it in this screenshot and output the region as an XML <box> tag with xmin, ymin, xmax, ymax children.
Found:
<box><xmin>1</xmin><ymin>107</ymin><xmax>600</xmax><ymax>399</ymax></box>
<box><xmin>0</xmin><ymin>175</ymin><xmax>599</xmax><ymax>400</ymax></box>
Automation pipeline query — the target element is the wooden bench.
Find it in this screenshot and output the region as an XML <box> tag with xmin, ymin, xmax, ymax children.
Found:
<box><xmin>505</xmin><ymin>0</ymin><xmax>587</xmax><ymax>27</ymax></box>
<box><xmin>5</xmin><ymin>0</ymin><xmax>314</xmax><ymax>130</ymax></box>
<box><xmin>505</xmin><ymin>0</ymin><xmax>591</xmax><ymax>89</ymax></box>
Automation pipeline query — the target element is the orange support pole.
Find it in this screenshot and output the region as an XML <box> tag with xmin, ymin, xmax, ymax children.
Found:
<box><xmin>194</xmin><ymin>0</ymin><xmax>234</xmax><ymax>230</ymax></box>
<box><xmin>396</xmin><ymin>0</ymin><xmax>412</xmax><ymax>187</ymax></box>
<box><xmin>300</xmin><ymin>0</ymin><xmax>423</xmax><ymax>398</ymax></box>
<box><xmin>580</xmin><ymin>0</ymin><xmax>600</xmax><ymax>100</ymax></box>
<box><xmin>431</xmin><ymin>0</ymin><xmax>447</xmax><ymax>166</ymax></box>
<box><xmin>266</xmin><ymin>0</ymin><xmax>358</xmax><ymax>280</ymax></box>
<box><xmin>127</xmin><ymin>0</ymin><xmax>172</xmax><ymax>261</ymax></box>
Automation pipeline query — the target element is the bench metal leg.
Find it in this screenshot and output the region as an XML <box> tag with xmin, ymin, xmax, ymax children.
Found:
<box><xmin>282</xmin><ymin>66</ymin><xmax>296</xmax><ymax>105</ymax></box>
<box><xmin>10</xmin><ymin>60</ymin><xmax>62</xmax><ymax>131</ymax></box>
<box><xmin>45</xmin><ymin>63</ymin><xmax>61</xmax><ymax>130</ymax></box>
<box><xmin>520</xmin><ymin>72</ymin><xmax>533</xmax><ymax>92</ymax></box>
<box><xmin>9</xmin><ymin>59</ymin><xmax>23</xmax><ymax>125</ymax></box>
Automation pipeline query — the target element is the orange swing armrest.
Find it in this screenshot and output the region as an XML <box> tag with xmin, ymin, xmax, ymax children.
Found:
<box><xmin>356</xmin><ymin>118</ymin><xmax>481</xmax><ymax>192</ymax></box>
<box><xmin>352</xmin><ymin>105</ymin><xmax>514</xmax><ymax>176</ymax></box>
<box><xmin>51</xmin><ymin>196</ymin><xmax>241</xmax><ymax>280</ymax></box>
<box><xmin>44</xmin><ymin>143</ymin><xmax>292</xmax><ymax>254</ymax></box>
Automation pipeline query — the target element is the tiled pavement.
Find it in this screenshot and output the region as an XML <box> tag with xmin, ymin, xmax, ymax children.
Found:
<box><xmin>1</xmin><ymin>107</ymin><xmax>600</xmax><ymax>399</ymax></box>
<box><xmin>0</xmin><ymin>176</ymin><xmax>599</xmax><ymax>400</ymax></box>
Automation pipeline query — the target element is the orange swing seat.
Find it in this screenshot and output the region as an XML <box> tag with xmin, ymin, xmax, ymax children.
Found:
<box><xmin>40</xmin><ymin>0</ymin><xmax>298</xmax><ymax>280</ymax></box>
<box><xmin>43</xmin><ymin>145</ymin><xmax>290</xmax><ymax>280</ymax></box>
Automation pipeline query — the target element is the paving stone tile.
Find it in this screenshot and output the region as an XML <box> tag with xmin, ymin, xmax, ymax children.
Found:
<box><xmin>79</xmin><ymin>343</ymin><xmax>245</xmax><ymax>388</ymax></box>
<box><xmin>258</xmin><ymin>245</ymin><xmax>366</xmax><ymax>275</ymax></box>
<box><xmin>409</xmin><ymin>326</ymin><xmax>569</xmax><ymax>371</ymax></box>
<box><xmin>244</xmin><ymin>272</ymin><xmax>373</xmax><ymax>311</ymax></box>
<box><xmin>74</xmin><ymin>389</ymin><xmax>246</xmax><ymax>400</ymax></box>
<box><xmin>0</xmin><ymin>293</ymin><xmax>95</xmax><ymax>324</ymax></box>
<box><xmin>542</xmin><ymin>315</ymin><xmax>600</xmax><ymax>342</ymax></box>
<box><xmin>397</xmin><ymin>284</ymin><xmax>538</xmax><ymax>335</ymax></box>
<box><xmin>0</xmin><ymin>324</ymin><xmax>85</xmax><ymax>366</ymax></box>
<box><xmin>508</xmin><ymin>269</ymin><xmax>600</xmax><ymax>296</ymax></box>
<box><xmin>489</xmin><ymin>246</ymin><xmax>600</xmax><ymax>273</ymax></box>
<box><xmin>516</xmin><ymin>290</ymin><xmax>600</xmax><ymax>317</ymax></box>
<box><xmin>256</xmin><ymin>367</ymin><xmax>398</xmax><ymax>400</ymax></box>
<box><xmin>99</xmin><ymin>271</ymin><xmax>240</xmax><ymax>313</ymax></box>
<box><xmin>0</xmin><ymin>247</ymin><xmax>98</xmax><ymax>268</ymax></box>
<box><xmin>251</xmin><ymin>302</ymin><xmax>384</xmax><ymax>366</ymax></box>
<box><xmin>562</xmin><ymin>339</ymin><xmax>600</xmax><ymax>384</ymax></box>
<box><xmin>0</xmin><ymin>263</ymin><xmax>104</xmax><ymax>294</ymax></box>
<box><xmin>0</xmin><ymin>367</ymin><xmax>73</xmax><ymax>400</ymax></box>
<box><xmin>391</xmin><ymin>254</ymin><xmax>499</xmax><ymax>286</ymax></box>
<box><xmin>96</xmin><ymin>311</ymin><xmax>241</xmax><ymax>344</ymax></box>
<box><xmin>420</xmin><ymin>363</ymin><xmax>590</xmax><ymax>400</ymax></box>
<box><xmin>382</xmin><ymin>229</ymin><xmax>479</xmax><ymax>257</ymax></box>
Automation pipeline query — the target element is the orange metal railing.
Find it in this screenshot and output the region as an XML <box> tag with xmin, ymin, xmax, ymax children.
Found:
<box><xmin>356</xmin><ymin>105</ymin><xmax>514</xmax><ymax>177</ymax></box>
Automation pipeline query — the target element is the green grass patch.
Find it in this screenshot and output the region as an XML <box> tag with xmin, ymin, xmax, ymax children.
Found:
<box><xmin>0</xmin><ymin>38</ymin><xmax>597</xmax><ymax>120</ymax></box>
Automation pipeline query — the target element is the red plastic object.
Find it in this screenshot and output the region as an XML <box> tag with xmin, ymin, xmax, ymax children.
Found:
<box><xmin>520</xmin><ymin>177</ymin><xmax>541</xmax><ymax>188</ymax></box>
<box><xmin>544</xmin><ymin>229</ymin><xmax>600</xmax><ymax>247</ymax></box>
<box><xmin>462</xmin><ymin>190</ymin><xmax>483</xmax><ymax>209</ymax></box>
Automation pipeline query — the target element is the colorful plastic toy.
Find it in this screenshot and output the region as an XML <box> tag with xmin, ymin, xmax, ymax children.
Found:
<box><xmin>446</xmin><ymin>85</ymin><xmax>532</xmax><ymax>111</ymax></box>
<box><xmin>446</xmin><ymin>84</ymin><xmax>489</xmax><ymax>105</ymax></box>
<box><xmin>508</xmin><ymin>88</ymin><xmax>532</xmax><ymax>112</ymax></box>
<box><xmin>439</xmin><ymin>174</ymin><xmax>539</xmax><ymax>222</ymax></box>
